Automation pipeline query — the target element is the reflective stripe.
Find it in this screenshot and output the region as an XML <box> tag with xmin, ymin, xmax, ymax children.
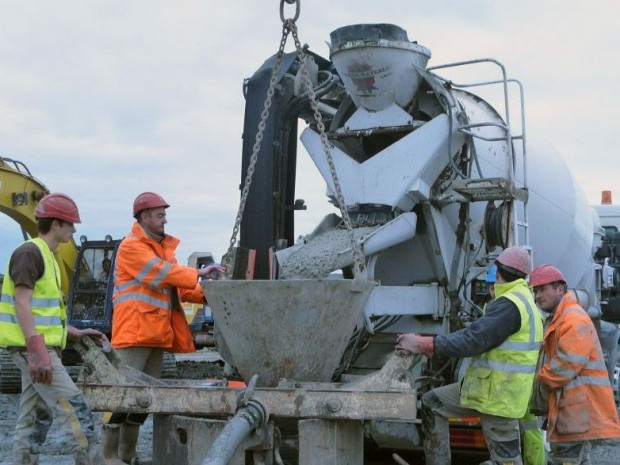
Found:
<box><xmin>0</xmin><ymin>312</ymin><xmax>62</xmax><ymax>326</ymax></box>
<box><xmin>471</xmin><ymin>358</ymin><xmax>537</xmax><ymax>374</ymax></box>
<box><xmin>566</xmin><ymin>375</ymin><xmax>611</xmax><ymax>390</ymax></box>
<box><xmin>0</xmin><ymin>313</ymin><xmax>17</xmax><ymax>324</ymax></box>
<box><xmin>2</xmin><ymin>295</ymin><xmax>60</xmax><ymax>308</ymax></box>
<box><xmin>151</xmin><ymin>262</ymin><xmax>172</xmax><ymax>288</ymax></box>
<box><xmin>136</xmin><ymin>258</ymin><xmax>172</xmax><ymax>288</ymax></box>
<box><xmin>551</xmin><ymin>353</ymin><xmax>607</xmax><ymax>373</ymax></box>
<box><xmin>115</xmin><ymin>278</ymin><xmax>161</xmax><ymax>293</ymax></box>
<box><xmin>136</xmin><ymin>258</ymin><xmax>160</xmax><ymax>284</ymax></box>
<box><xmin>31</xmin><ymin>297</ymin><xmax>61</xmax><ymax>308</ymax></box>
<box><xmin>549</xmin><ymin>358</ymin><xmax>577</xmax><ymax>379</ymax></box>
<box><xmin>497</xmin><ymin>340</ymin><xmax>542</xmax><ymax>351</ymax></box>
<box><xmin>113</xmin><ymin>292</ymin><xmax>170</xmax><ymax>309</ymax></box>
<box><xmin>34</xmin><ymin>315</ymin><xmax>64</xmax><ymax>326</ymax></box>
<box><xmin>513</xmin><ymin>291</ymin><xmax>538</xmax><ymax>343</ymax></box>
<box><xmin>556</xmin><ymin>349</ymin><xmax>589</xmax><ymax>366</ymax></box>
<box><xmin>115</xmin><ymin>281</ymin><xmax>134</xmax><ymax>293</ymax></box>
<box><xmin>496</xmin><ymin>291</ymin><xmax>541</xmax><ymax>352</ymax></box>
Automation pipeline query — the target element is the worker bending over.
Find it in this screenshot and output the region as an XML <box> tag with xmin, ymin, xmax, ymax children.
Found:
<box><xmin>396</xmin><ymin>246</ymin><xmax>543</xmax><ymax>465</ymax></box>
<box><xmin>530</xmin><ymin>264</ymin><xmax>620</xmax><ymax>465</ymax></box>
<box><xmin>102</xmin><ymin>192</ymin><xmax>223</xmax><ymax>465</ymax></box>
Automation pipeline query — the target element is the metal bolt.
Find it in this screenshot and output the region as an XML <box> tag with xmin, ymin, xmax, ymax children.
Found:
<box><xmin>136</xmin><ymin>394</ymin><xmax>152</xmax><ymax>408</ymax></box>
<box><xmin>325</xmin><ymin>399</ymin><xmax>342</xmax><ymax>413</ymax></box>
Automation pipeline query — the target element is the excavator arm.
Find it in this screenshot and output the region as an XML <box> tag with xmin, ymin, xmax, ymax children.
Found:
<box><xmin>0</xmin><ymin>156</ymin><xmax>77</xmax><ymax>296</ymax></box>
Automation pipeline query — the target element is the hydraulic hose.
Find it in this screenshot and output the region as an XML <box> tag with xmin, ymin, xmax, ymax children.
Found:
<box><xmin>201</xmin><ymin>399</ymin><xmax>268</xmax><ymax>465</ymax></box>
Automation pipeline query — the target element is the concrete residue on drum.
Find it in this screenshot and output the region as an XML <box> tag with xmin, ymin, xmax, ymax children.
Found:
<box><xmin>277</xmin><ymin>226</ymin><xmax>378</xmax><ymax>279</ymax></box>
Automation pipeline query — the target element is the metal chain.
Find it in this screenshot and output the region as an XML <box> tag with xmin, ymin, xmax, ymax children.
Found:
<box><xmin>224</xmin><ymin>0</ymin><xmax>366</xmax><ymax>280</ymax></box>
<box><xmin>280</xmin><ymin>0</ymin><xmax>300</xmax><ymax>22</ymax></box>
<box><xmin>288</xmin><ymin>22</ymin><xmax>367</xmax><ymax>278</ymax></box>
<box><xmin>222</xmin><ymin>21</ymin><xmax>291</xmax><ymax>272</ymax></box>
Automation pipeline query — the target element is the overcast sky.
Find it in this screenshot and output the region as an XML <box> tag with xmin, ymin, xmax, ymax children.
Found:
<box><xmin>1</xmin><ymin>0</ymin><xmax>618</xmax><ymax>269</ymax></box>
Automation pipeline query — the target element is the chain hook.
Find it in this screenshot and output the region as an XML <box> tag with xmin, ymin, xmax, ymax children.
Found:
<box><xmin>280</xmin><ymin>0</ymin><xmax>300</xmax><ymax>23</ymax></box>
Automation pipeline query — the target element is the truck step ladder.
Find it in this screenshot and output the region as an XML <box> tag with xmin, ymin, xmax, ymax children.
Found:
<box><xmin>428</xmin><ymin>58</ymin><xmax>531</xmax><ymax>252</ymax></box>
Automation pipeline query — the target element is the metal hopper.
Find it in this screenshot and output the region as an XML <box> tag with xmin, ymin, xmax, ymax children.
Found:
<box><xmin>202</xmin><ymin>279</ymin><xmax>374</xmax><ymax>387</ymax></box>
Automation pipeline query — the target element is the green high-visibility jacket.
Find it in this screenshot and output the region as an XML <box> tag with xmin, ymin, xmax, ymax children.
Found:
<box><xmin>461</xmin><ymin>278</ymin><xmax>543</xmax><ymax>418</ymax></box>
<box><xmin>0</xmin><ymin>238</ymin><xmax>68</xmax><ymax>348</ymax></box>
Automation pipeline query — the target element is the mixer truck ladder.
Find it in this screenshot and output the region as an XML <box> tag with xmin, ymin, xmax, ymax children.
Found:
<box><xmin>428</xmin><ymin>59</ymin><xmax>531</xmax><ymax>252</ymax></box>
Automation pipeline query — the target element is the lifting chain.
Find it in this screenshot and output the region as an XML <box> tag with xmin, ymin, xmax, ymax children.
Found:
<box><xmin>221</xmin><ymin>11</ymin><xmax>291</xmax><ymax>273</ymax></box>
<box><xmin>223</xmin><ymin>0</ymin><xmax>367</xmax><ymax>282</ymax></box>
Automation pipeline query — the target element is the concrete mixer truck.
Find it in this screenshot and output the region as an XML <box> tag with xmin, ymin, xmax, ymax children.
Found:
<box><xmin>226</xmin><ymin>22</ymin><xmax>618</xmax><ymax>451</ymax></box>
<box><xmin>80</xmin><ymin>22</ymin><xmax>619</xmax><ymax>464</ymax></box>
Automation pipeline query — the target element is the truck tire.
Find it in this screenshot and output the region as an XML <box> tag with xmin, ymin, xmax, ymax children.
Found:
<box><xmin>161</xmin><ymin>352</ymin><xmax>178</xmax><ymax>379</ymax></box>
<box><xmin>0</xmin><ymin>349</ymin><xmax>22</xmax><ymax>394</ymax></box>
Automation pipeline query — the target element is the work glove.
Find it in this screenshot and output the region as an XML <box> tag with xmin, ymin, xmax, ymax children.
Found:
<box><xmin>198</xmin><ymin>264</ymin><xmax>226</xmax><ymax>280</ymax></box>
<box><xmin>395</xmin><ymin>333</ymin><xmax>434</xmax><ymax>358</ymax></box>
<box><xmin>26</xmin><ymin>334</ymin><xmax>53</xmax><ymax>384</ymax></box>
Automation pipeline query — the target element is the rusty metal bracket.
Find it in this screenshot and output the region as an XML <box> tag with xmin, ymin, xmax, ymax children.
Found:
<box><xmin>82</xmin><ymin>384</ymin><xmax>417</xmax><ymax>421</ymax></box>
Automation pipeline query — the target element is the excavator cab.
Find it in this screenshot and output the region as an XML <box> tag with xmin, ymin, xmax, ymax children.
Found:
<box><xmin>66</xmin><ymin>235</ymin><xmax>121</xmax><ymax>336</ymax></box>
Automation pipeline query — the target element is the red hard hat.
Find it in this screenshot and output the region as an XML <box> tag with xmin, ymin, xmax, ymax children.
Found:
<box><xmin>133</xmin><ymin>192</ymin><xmax>169</xmax><ymax>217</ymax></box>
<box><xmin>495</xmin><ymin>246</ymin><xmax>531</xmax><ymax>275</ymax></box>
<box><xmin>530</xmin><ymin>264</ymin><xmax>566</xmax><ymax>288</ymax></box>
<box><xmin>35</xmin><ymin>193</ymin><xmax>81</xmax><ymax>223</ymax></box>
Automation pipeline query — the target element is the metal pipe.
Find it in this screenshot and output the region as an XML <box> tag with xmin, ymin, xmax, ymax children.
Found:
<box><xmin>201</xmin><ymin>399</ymin><xmax>268</xmax><ymax>465</ymax></box>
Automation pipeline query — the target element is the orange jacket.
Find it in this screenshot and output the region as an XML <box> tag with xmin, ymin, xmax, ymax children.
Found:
<box><xmin>538</xmin><ymin>291</ymin><xmax>620</xmax><ymax>442</ymax></box>
<box><xmin>111</xmin><ymin>222</ymin><xmax>205</xmax><ymax>351</ymax></box>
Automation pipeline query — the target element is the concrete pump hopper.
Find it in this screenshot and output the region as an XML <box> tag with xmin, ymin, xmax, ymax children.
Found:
<box><xmin>203</xmin><ymin>279</ymin><xmax>373</xmax><ymax>387</ymax></box>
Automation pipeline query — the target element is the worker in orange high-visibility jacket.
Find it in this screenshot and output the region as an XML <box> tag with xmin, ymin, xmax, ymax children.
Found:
<box><xmin>531</xmin><ymin>264</ymin><xmax>620</xmax><ymax>465</ymax></box>
<box><xmin>103</xmin><ymin>192</ymin><xmax>224</xmax><ymax>465</ymax></box>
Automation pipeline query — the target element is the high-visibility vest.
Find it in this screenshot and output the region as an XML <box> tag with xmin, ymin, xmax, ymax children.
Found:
<box><xmin>481</xmin><ymin>298</ymin><xmax>547</xmax><ymax>464</ymax></box>
<box><xmin>461</xmin><ymin>279</ymin><xmax>543</xmax><ymax>418</ymax></box>
<box><xmin>0</xmin><ymin>238</ymin><xmax>68</xmax><ymax>348</ymax></box>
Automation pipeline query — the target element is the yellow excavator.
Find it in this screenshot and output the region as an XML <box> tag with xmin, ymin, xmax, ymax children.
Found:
<box><xmin>0</xmin><ymin>156</ymin><xmax>78</xmax><ymax>295</ymax></box>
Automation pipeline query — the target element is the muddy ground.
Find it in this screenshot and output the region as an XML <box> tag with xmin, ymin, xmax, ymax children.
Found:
<box><xmin>0</xmin><ymin>356</ymin><xmax>224</xmax><ymax>465</ymax></box>
<box><xmin>1</xmin><ymin>355</ymin><xmax>620</xmax><ymax>464</ymax></box>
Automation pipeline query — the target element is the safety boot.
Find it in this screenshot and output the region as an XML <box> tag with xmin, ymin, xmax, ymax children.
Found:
<box><xmin>101</xmin><ymin>425</ymin><xmax>126</xmax><ymax>465</ymax></box>
<box><xmin>118</xmin><ymin>423</ymin><xmax>140</xmax><ymax>464</ymax></box>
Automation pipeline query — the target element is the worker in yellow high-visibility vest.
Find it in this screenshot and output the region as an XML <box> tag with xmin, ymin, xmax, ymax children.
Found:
<box><xmin>485</xmin><ymin>264</ymin><xmax>546</xmax><ymax>465</ymax></box>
